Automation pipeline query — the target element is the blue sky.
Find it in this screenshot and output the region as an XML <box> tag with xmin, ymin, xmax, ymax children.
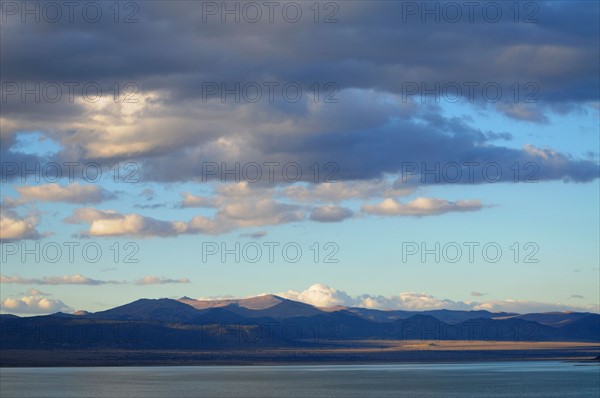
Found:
<box><xmin>1</xmin><ymin>1</ymin><xmax>598</xmax><ymax>315</ymax></box>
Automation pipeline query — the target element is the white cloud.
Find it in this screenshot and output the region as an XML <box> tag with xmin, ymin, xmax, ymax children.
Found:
<box><xmin>0</xmin><ymin>210</ymin><xmax>44</xmax><ymax>241</ymax></box>
<box><xmin>362</xmin><ymin>197</ymin><xmax>482</xmax><ymax>216</ymax></box>
<box><xmin>1</xmin><ymin>295</ymin><xmax>73</xmax><ymax>315</ymax></box>
<box><xmin>279</xmin><ymin>284</ymin><xmax>355</xmax><ymax>308</ymax></box>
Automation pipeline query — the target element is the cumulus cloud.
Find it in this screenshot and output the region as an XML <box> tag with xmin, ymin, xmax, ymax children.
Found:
<box><xmin>309</xmin><ymin>206</ymin><xmax>353</xmax><ymax>222</ymax></box>
<box><xmin>0</xmin><ymin>210</ymin><xmax>44</xmax><ymax>241</ymax></box>
<box><xmin>362</xmin><ymin>197</ymin><xmax>483</xmax><ymax>216</ymax></box>
<box><xmin>279</xmin><ymin>284</ymin><xmax>356</xmax><ymax>308</ymax></box>
<box><xmin>1</xmin><ymin>294</ymin><xmax>73</xmax><ymax>315</ymax></box>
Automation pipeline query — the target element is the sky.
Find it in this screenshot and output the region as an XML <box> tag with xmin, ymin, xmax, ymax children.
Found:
<box><xmin>0</xmin><ymin>0</ymin><xmax>599</xmax><ymax>315</ymax></box>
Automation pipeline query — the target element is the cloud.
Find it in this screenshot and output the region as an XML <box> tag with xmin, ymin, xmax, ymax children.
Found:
<box><xmin>64</xmin><ymin>186</ymin><xmax>488</xmax><ymax>237</ymax></box>
<box><xmin>0</xmin><ymin>2</ymin><xmax>598</xmax><ymax>187</ymax></box>
<box><xmin>133</xmin><ymin>203</ymin><xmax>166</xmax><ymax>209</ymax></box>
<box><xmin>0</xmin><ymin>274</ymin><xmax>121</xmax><ymax>286</ymax></box>
<box><xmin>278</xmin><ymin>283</ymin><xmax>470</xmax><ymax>310</ymax></box>
<box><xmin>66</xmin><ymin>208</ymin><xmax>216</xmax><ymax>237</ymax></box>
<box><xmin>66</xmin><ymin>197</ymin><xmax>305</xmax><ymax>237</ymax></box>
<box><xmin>278</xmin><ymin>283</ymin><xmax>355</xmax><ymax>308</ymax></box>
<box><xmin>12</xmin><ymin>183</ymin><xmax>115</xmax><ymax>204</ymax></box>
<box><xmin>283</xmin><ymin>180</ymin><xmax>414</xmax><ymax>203</ymax></box>
<box><xmin>239</xmin><ymin>230</ymin><xmax>268</xmax><ymax>239</ymax></box>
<box><xmin>278</xmin><ymin>283</ymin><xmax>599</xmax><ymax>313</ymax></box>
<box><xmin>215</xmin><ymin>182</ymin><xmax>273</xmax><ymax>198</ymax></box>
<box><xmin>471</xmin><ymin>291</ymin><xmax>487</xmax><ymax>297</ymax></box>
<box><xmin>218</xmin><ymin>198</ymin><xmax>305</xmax><ymax>227</ymax></box>
<box><xmin>139</xmin><ymin>188</ymin><xmax>155</xmax><ymax>201</ymax></box>
<box><xmin>1</xmin><ymin>295</ymin><xmax>73</xmax><ymax>315</ymax></box>
<box><xmin>362</xmin><ymin>197</ymin><xmax>483</xmax><ymax>216</ymax></box>
<box><xmin>472</xmin><ymin>299</ymin><xmax>598</xmax><ymax>314</ymax></box>
<box><xmin>1</xmin><ymin>274</ymin><xmax>190</xmax><ymax>286</ymax></box>
<box><xmin>0</xmin><ymin>210</ymin><xmax>44</xmax><ymax>241</ymax></box>
<box><xmin>22</xmin><ymin>288</ymin><xmax>50</xmax><ymax>296</ymax></box>
<box><xmin>496</xmin><ymin>103</ymin><xmax>548</xmax><ymax>123</ymax></box>
<box><xmin>134</xmin><ymin>276</ymin><xmax>191</xmax><ymax>285</ymax></box>
<box><xmin>64</xmin><ymin>208</ymin><xmax>123</xmax><ymax>224</ymax></box>
<box><xmin>179</xmin><ymin>192</ymin><xmax>222</xmax><ymax>208</ymax></box>
<box><xmin>83</xmin><ymin>213</ymin><xmax>191</xmax><ymax>238</ymax></box>
<box><xmin>309</xmin><ymin>206</ymin><xmax>353</xmax><ymax>222</ymax></box>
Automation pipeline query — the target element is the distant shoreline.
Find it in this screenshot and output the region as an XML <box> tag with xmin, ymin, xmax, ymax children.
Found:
<box><xmin>2</xmin><ymin>340</ymin><xmax>598</xmax><ymax>367</ymax></box>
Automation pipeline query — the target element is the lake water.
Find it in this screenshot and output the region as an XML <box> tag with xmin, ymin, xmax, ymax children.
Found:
<box><xmin>1</xmin><ymin>362</ymin><xmax>598</xmax><ymax>397</ymax></box>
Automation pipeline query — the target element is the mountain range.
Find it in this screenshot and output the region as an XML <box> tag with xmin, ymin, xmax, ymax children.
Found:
<box><xmin>1</xmin><ymin>294</ymin><xmax>598</xmax><ymax>352</ymax></box>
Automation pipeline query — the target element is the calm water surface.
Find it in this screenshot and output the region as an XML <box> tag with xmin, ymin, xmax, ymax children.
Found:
<box><xmin>1</xmin><ymin>361</ymin><xmax>599</xmax><ymax>397</ymax></box>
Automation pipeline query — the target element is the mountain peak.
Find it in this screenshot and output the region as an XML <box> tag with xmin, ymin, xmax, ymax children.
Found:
<box><xmin>178</xmin><ymin>293</ymin><xmax>285</xmax><ymax>310</ymax></box>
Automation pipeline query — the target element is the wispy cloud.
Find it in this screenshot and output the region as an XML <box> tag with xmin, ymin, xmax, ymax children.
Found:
<box><xmin>1</xmin><ymin>274</ymin><xmax>189</xmax><ymax>286</ymax></box>
<box><xmin>134</xmin><ymin>276</ymin><xmax>190</xmax><ymax>285</ymax></box>
<box><xmin>471</xmin><ymin>291</ymin><xmax>487</xmax><ymax>297</ymax></box>
<box><xmin>0</xmin><ymin>274</ymin><xmax>122</xmax><ymax>286</ymax></box>
<box><xmin>362</xmin><ymin>198</ymin><xmax>483</xmax><ymax>217</ymax></box>
<box><xmin>309</xmin><ymin>206</ymin><xmax>353</xmax><ymax>223</ymax></box>
<box><xmin>11</xmin><ymin>183</ymin><xmax>115</xmax><ymax>204</ymax></box>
